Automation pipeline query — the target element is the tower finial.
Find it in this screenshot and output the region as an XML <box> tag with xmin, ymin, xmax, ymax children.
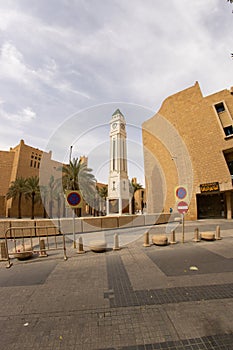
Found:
<box><xmin>112</xmin><ymin>109</ymin><xmax>124</xmax><ymax>117</ymax></box>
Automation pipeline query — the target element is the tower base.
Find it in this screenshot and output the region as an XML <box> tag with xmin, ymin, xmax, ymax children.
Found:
<box><xmin>107</xmin><ymin>198</ymin><xmax>132</xmax><ymax>215</ymax></box>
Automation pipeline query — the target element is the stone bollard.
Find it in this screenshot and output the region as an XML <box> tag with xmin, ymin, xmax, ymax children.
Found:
<box><xmin>39</xmin><ymin>239</ymin><xmax>48</xmax><ymax>257</ymax></box>
<box><xmin>200</xmin><ymin>232</ymin><xmax>215</xmax><ymax>241</ymax></box>
<box><xmin>143</xmin><ymin>231</ymin><xmax>150</xmax><ymax>247</ymax></box>
<box><xmin>113</xmin><ymin>233</ymin><xmax>120</xmax><ymax>251</ymax></box>
<box><xmin>169</xmin><ymin>230</ymin><xmax>177</xmax><ymax>244</ymax></box>
<box><xmin>193</xmin><ymin>228</ymin><xmax>200</xmax><ymax>242</ymax></box>
<box><xmin>77</xmin><ymin>236</ymin><xmax>85</xmax><ymax>254</ymax></box>
<box><xmin>0</xmin><ymin>242</ymin><xmax>8</xmax><ymax>260</ymax></box>
<box><xmin>215</xmin><ymin>225</ymin><xmax>222</xmax><ymax>240</ymax></box>
<box><xmin>152</xmin><ymin>235</ymin><xmax>168</xmax><ymax>246</ymax></box>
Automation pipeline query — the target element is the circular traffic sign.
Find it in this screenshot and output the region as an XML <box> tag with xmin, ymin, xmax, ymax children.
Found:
<box><xmin>176</xmin><ymin>186</ymin><xmax>187</xmax><ymax>200</ymax></box>
<box><xmin>177</xmin><ymin>201</ymin><xmax>188</xmax><ymax>214</ymax></box>
<box><xmin>67</xmin><ymin>191</ymin><xmax>81</xmax><ymax>206</ymax></box>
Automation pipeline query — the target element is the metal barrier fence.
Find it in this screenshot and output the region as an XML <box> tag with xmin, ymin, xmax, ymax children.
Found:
<box><xmin>3</xmin><ymin>225</ymin><xmax>67</xmax><ymax>268</ymax></box>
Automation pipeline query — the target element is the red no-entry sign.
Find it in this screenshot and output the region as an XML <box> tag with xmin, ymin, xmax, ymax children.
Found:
<box><xmin>177</xmin><ymin>201</ymin><xmax>188</xmax><ymax>214</ymax></box>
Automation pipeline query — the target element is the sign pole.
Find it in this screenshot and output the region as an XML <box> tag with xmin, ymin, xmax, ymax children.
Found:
<box><xmin>182</xmin><ymin>213</ymin><xmax>185</xmax><ymax>243</ymax></box>
<box><xmin>72</xmin><ymin>209</ymin><xmax>76</xmax><ymax>249</ymax></box>
<box><xmin>175</xmin><ymin>186</ymin><xmax>188</xmax><ymax>244</ymax></box>
<box><xmin>65</xmin><ymin>190</ymin><xmax>82</xmax><ymax>249</ymax></box>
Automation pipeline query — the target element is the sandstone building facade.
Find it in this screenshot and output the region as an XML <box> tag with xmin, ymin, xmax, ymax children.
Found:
<box><xmin>142</xmin><ymin>82</ymin><xmax>233</xmax><ymax>220</ymax></box>
<box><xmin>0</xmin><ymin>139</ymin><xmax>63</xmax><ymax>218</ymax></box>
<box><xmin>0</xmin><ymin>140</ymin><xmax>112</xmax><ymax>218</ymax></box>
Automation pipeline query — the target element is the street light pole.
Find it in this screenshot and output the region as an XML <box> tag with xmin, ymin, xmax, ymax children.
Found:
<box><xmin>69</xmin><ymin>145</ymin><xmax>73</xmax><ymax>163</ymax></box>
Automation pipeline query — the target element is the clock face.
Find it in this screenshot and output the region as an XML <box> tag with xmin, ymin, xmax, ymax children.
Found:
<box><xmin>120</xmin><ymin>123</ymin><xmax>125</xmax><ymax>130</ymax></box>
<box><xmin>112</xmin><ymin>122</ymin><xmax>117</xmax><ymax>129</ymax></box>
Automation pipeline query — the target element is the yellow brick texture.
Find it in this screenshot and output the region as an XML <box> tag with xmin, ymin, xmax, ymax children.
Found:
<box><xmin>143</xmin><ymin>82</ymin><xmax>233</xmax><ymax>220</ymax></box>
<box><xmin>0</xmin><ymin>140</ymin><xmax>64</xmax><ymax>218</ymax></box>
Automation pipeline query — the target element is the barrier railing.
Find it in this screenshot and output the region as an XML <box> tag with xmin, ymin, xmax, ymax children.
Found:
<box><xmin>4</xmin><ymin>225</ymin><xmax>67</xmax><ymax>268</ymax></box>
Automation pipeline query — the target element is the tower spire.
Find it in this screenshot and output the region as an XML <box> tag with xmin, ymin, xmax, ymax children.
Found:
<box><xmin>112</xmin><ymin>108</ymin><xmax>124</xmax><ymax>117</ymax></box>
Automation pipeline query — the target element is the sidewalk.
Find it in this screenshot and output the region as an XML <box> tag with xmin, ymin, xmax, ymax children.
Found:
<box><xmin>0</xmin><ymin>219</ymin><xmax>233</xmax><ymax>349</ymax></box>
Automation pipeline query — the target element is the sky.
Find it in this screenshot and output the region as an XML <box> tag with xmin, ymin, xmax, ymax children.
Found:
<box><xmin>0</xmin><ymin>0</ymin><xmax>233</xmax><ymax>185</ymax></box>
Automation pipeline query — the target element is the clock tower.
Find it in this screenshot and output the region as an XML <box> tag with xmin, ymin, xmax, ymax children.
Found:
<box><xmin>107</xmin><ymin>109</ymin><xmax>131</xmax><ymax>215</ymax></box>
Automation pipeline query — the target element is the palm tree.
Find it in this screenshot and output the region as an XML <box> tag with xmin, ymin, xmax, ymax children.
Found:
<box><xmin>48</xmin><ymin>175</ymin><xmax>56</xmax><ymax>218</ymax></box>
<box><xmin>97</xmin><ymin>185</ymin><xmax>108</xmax><ymax>215</ymax></box>
<box><xmin>60</xmin><ymin>157</ymin><xmax>96</xmax><ymax>216</ymax></box>
<box><xmin>6</xmin><ymin>177</ymin><xmax>28</xmax><ymax>219</ymax></box>
<box><xmin>61</xmin><ymin>157</ymin><xmax>95</xmax><ymax>190</ymax></box>
<box><xmin>39</xmin><ymin>185</ymin><xmax>48</xmax><ymax>218</ymax></box>
<box><xmin>130</xmin><ymin>179</ymin><xmax>143</xmax><ymax>214</ymax></box>
<box><xmin>98</xmin><ymin>185</ymin><xmax>108</xmax><ymax>200</ymax></box>
<box><xmin>40</xmin><ymin>175</ymin><xmax>63</xmax><ymax>219</ymax></box>
<box><xmin>53</xmin><ymin>185</ymin><xmax>64</xmax><ymax>218</ymax></box>
<box><xmin>25</xmin><ymin>176</ymin><xmax>40</xmax><ymax>219</ymax></box>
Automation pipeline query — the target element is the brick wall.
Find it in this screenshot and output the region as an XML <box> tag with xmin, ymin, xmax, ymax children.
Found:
<box><xmin>0</xmin><ymin>151</ymin><xmax>14</xmax><ymax>196</ymax></box>
<box><xmin>1</xmin><ymin>140</ymin><xmax>65</xmax><ymax>218</ymax></box>
<box><xmin>142</xmin><ymin>82</ymin><xmax>233</xmax><ymax>220</ymax></box>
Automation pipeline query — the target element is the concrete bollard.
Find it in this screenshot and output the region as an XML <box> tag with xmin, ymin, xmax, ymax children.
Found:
<box><xmin>39</xmin><ymin>239</ymin><xmax>48</xmax><ymax>257</ymax></box>
<box><xmin>113</xmin><ymin>233</ymin><xmax>120</xmax><ymax>250</ymax></box>
<box><xmin>215</xmin><ymin>225</ymin><xmax>222</xmax><ymax>240</ymax></box>
<box><xmin>143</xmin><ymin>231</ymin><xmax>150</xmax><ymax>247</ymax></box>
<box><xmin>169</xmin><ymin>230</ymin><xmax>177</xmax><ymax>244</ymax></box>
<box><xmin>193</xmin><ymin>228</ymin><xmax>200</xmax><ymax>242</ymax></box>
<box><xmin>0</xmin><ymin>242</ymin><xmax>8</xmax><ymax>260</ymax></box>
<box><xmin>152</xmin><ymin>235</ymin><xmax>168</xmax><ymax>246</ymax></box>
<box><xmin>77</xmin><ymin>236</ymin><xmax>85</xmax><ymax>254</ymax></box>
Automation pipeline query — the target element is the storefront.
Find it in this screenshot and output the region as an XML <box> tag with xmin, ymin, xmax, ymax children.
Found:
<box><xmin>197</xmin><ymin>192</ymin><xmax>225</xmax><ymax>219</ymax></box>
<box><xmin>197</xmin><ymin>182</ymin><xmax>225</xmax><ymax>219</ymax></box>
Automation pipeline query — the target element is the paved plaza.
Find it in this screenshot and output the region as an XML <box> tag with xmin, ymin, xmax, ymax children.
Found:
<box><xmin>0</xmin><ymin>219</ymin><xmax>233</xmax><ymax>349</ymax></box>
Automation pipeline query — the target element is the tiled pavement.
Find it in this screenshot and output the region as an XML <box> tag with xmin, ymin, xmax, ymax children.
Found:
<box><xmin>0</xmin><ymin>220</ymin><xmax>233</xmax><ymax>349</ymax></box>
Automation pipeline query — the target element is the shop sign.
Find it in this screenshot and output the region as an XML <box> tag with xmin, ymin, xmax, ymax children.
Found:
<box><xmin>200</xmin><ymin>182</ymin><xmax>219</xmax><ymax>193</ymax></box>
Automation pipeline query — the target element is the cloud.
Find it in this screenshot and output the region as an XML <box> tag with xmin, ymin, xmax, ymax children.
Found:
<box><xmin>0</xmin><ymin>42</ymin><xmax>28</xmax><ymax>83</ymax></box>
<box><xmin>1</xmin><ymin>0</ymin><xmax>230</xmax><ymax>111</ymax></box>
<box><xmin>19</xmin><ymin>107</ymin><xmax>36</xmax><ymax>122</ymax></box>
<box><xmin>0</xmin><ymin>40</ymin><xmax>91</xmax><ymax>102</ymax></box>
<box><xmin>1</xmin><ymin>105</ymin><xmax>36</xmax><ymax>124</ymax></box>
<box><xmin>0</xmin><ymin>0</ymin><xmax>232</xmax><ymax>182</ymax></box>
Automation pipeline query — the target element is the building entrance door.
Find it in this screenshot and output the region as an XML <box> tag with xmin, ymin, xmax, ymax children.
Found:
<box><xmin>197</xmin><ymin>193</ymin><xmax>225</xmax><ymax>219</ymax></box>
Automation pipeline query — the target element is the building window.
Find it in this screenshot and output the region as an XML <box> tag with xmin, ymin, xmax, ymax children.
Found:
<box><xmin>30</xmin><ymin>154</ymin><xmax>34</xmax><ymax>167</ymax></box>
<box><xmin>122</xmin><ymin>140</ymin><xmax>126</xmax><ymax>171</ymax></box>
<box><xmin>214</xmin><ymin>101</ymin><xmax>233</xmax><ymax>137</ymax></box>
<box><xmin>215</xmin><ymin>102</ymin><xmax>225</xmax><ymax>113</ymax></box>
<box><xmin>113</xmin><ymin>181</ymin><xmax>115</xmax><ymax>190</ymax></box>
<box><xmin>224</xmin><ymin>125</ymin><xmax>233</xmax><ymax>136</ymax></box>
<box><xmin>223</xmin><ymin>150</ymin><xmax>233</xmax><ymax>183</ymax></box>
<box><xmin>30</xmin><ymin>152</ymin><xmax>42</xmax><ymax>168</ymax></box>
<box><xmin>113</xmin><ymin>139</ymin><xmax>116</xmax><ymax>170</ymax></box>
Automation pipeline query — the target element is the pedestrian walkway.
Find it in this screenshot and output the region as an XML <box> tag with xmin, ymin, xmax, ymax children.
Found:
<box><xmin>0</xmin><ymin>219</ymin><xmax>233</xmax><ymax>349</ymax></box>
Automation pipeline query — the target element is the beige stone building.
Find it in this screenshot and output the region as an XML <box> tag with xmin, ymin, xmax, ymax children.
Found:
<box><xmin>142</xmin><ymin>82</ymin><xmax>233</xmax><ymax>220</ymax></box>
<box><xmin>0</xmin><ymin>139</ymin><xmax>108</xmax><ymax>218</ymax></box>
<box><xmin>0</xmin><ymin>139</ymin><xmax>63</xmax><ymax>218</ymax></box>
